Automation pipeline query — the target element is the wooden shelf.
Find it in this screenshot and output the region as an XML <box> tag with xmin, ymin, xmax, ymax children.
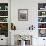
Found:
<box><xmin>38</xmin><ymin>16</ymin><xmax>46</xmax><ymax>17</ymax></box>
<box><xmin>0</xmin><ymin>16</ymin><xmax>8</xmax><ymax>17</ymax></box>
<box><xmin>38</xmin><ymin>28</ymin><xmax>46</xmax><ymax>29</ymax></box>
<box><xmin>38</xmin><ymin>10</ymin><xmax>46</xmax><ymax>11</ymax></box>
<box><xmin>38</xmin><ymin>22</ymin><xmax>46</xmax><ymax>23</ymax></box>
<box><xmin>0</xmin><ymin>22</ymin><xmax>8</xmax><ymax>23</ymax></box>
<box><xmin>0</xmin><ymin>10</ymin><xmax>8</xmax><ymax>11</ymax></box>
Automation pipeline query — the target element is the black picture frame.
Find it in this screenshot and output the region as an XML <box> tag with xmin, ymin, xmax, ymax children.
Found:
<box><xmin>18</xmin><ymin>9</ymin><xmax>28</xmax><ymax>21</ymax></box>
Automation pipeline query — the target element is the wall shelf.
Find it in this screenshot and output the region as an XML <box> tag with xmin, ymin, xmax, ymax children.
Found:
<box><xmin>0</xmin><ymin>16</ymin><xmax>8</xmax><ymax>17</ymax></box>
<box><xmin>0</xmin><ymin>22</ymin><xmax>8</xmax><ymax>23</ymax></box>
<box><xmin>38</xmin><ymin>22</ymin><xmax>46</xmax><ymax>23</ymax></box>
<box><xmin>38</xmin><ymin>16</ymin><xmax>46</xmax><ymax>17</ymax></box>
<box><xmin>38</xmin><ymin>10</ymin><xmax>46</xmax><ymax>11</ymax></box>
<box><xmin>38</xmin><ymin>28</ymin><xmax>46</xmax><ymax>29</ymax></box>
<box><xmin>0</xmin><ymin>10</ymin><xmax>8</xmax><ymax>11</ymax></box>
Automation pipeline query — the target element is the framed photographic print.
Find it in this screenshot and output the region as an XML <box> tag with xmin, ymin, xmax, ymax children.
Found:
<box><xmin>18</xmin><ymin>9</ymin><xmax>28</xmax><ymax>21</ymax></box>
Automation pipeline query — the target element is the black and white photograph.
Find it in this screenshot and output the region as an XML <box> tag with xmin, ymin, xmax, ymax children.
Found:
<box><xmin>18</xmin><ymin>9</ymin><xmax>28</xmax><ymax>21</ymax></box>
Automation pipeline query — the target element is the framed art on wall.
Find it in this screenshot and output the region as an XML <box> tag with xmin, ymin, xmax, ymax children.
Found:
<box><xmin>18</xmin><ymin>9</ymin><xmax>28</xmax><ymax>21</ymax></box>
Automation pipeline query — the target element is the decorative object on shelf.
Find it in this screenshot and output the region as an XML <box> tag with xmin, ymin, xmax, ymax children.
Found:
<box><xmin>29</xmin><ymin>25</ymin><xmax>35</xmax><ymax>30</ymax></box>
<box><xmin>0</xmin><ymin>11</ymin><xmax>8</xmax><ymax>16</ymax></box>
<box><xmin>5</xmin><ymin>6</ymin><xmax>8</xmax><ymax>10</ymax></box>
<box><xmin>18</xmin><ymin>9</ymin><xmax>28</xmax><ymax>21</ymax></box>
<box><xmin>0</xmin><ymin>23</ymin><xmax>8</xmax><ymax>30</ymax></box>
<box><xmin>42</xmin><ymin>11</ymin><xmax>46</xmax><ymax>16</ymax></box>
<box><xmin>38</xmin><ymin>17</ymin><xmax>42</xmax><ymax>22</ymax></box>
<box><xmin>39</xmin><ymin>29</ymin><xmax>46</xmax><ymax>37</ymax></box>
<box><xmin>38</xmin><ymin>17</ymin><xmax>46</xmax><ymax>22</ymax></box>
<box><xmin>40</xmin><ymin>8</ymin><xmax>45</xmax><ymax>10</ymax></box>
<box><xmin>38</xmin><ymin>3</ymin><xmax>46</xmax><ymax>10</ymax></box>
<box><xmin>0</xmin><ymin>17</ymin><xmax>8</xmax><ymax>22</ymax></box>
<box><xmin>0</xmin><ymin>6</ymin><xmax>1</xmax><ymax>10</ymax></box>
<box><xmin>0</xmin><ymin>3</ymin><xmax>8</xmax><ymax>10</ymax></box>
<box><xmin>38</xmin><ymin>23</ymin><xmax>46</xmax><ymax>28</ymax></box>
<box><xmin>42</xmin><ymin>12</ymin><xmax>45</xmax><ymax>15</ymax></box>
<box><xmin>45</xmin><ymin>6</ymin><xmax>46</xmax><ymax>10</ymax></box>
<box><xmin>0</xmin><ymin>23</ymin><xmax>8</xmax><ymax>37</ymax></box>
<box><xmin>11</xmin><ymin>23</ymin><xmax>16</xmax><ymax>30</ymax></box>
<box><xmin>38</xmin><ymin>11</ymin><xmax>46</xmax><ymax>16</ymax></box>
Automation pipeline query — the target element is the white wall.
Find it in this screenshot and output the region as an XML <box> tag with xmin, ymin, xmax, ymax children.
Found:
<box><xmin>11</xmin><ymin>0</ymin><xmax>46</xmax><ymax>46</ymax></box>
<box><xmin>11</xmin><ymin>0</ymin><xmax>46</xmax><ymax>30</ymax></box>
<box><xmin>11</xmin><ymin>0</ymin><xmax>38</xmax><ymax>30</ymax></box>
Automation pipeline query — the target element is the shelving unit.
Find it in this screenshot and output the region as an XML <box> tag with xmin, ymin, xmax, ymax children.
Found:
<box><xmin>0</xmin><ymin>3</ymin><xmax>8</xmax><ymax>37</ymax></box>
<box><xmin>38</xmin><ymin>3</ymin><xmax>46</xmax><ymax>37</ymax></box>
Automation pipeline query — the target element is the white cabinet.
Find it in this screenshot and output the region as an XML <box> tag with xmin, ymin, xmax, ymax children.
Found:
<box><xmin>38</xmin><ymin>37</ymin><xmax>46</xmax><ymax>46</ymax></box>
<box><xmin>0</xmin><ymin>35</ymin><xmax>8</xmax><ymax>45</ymax></box>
